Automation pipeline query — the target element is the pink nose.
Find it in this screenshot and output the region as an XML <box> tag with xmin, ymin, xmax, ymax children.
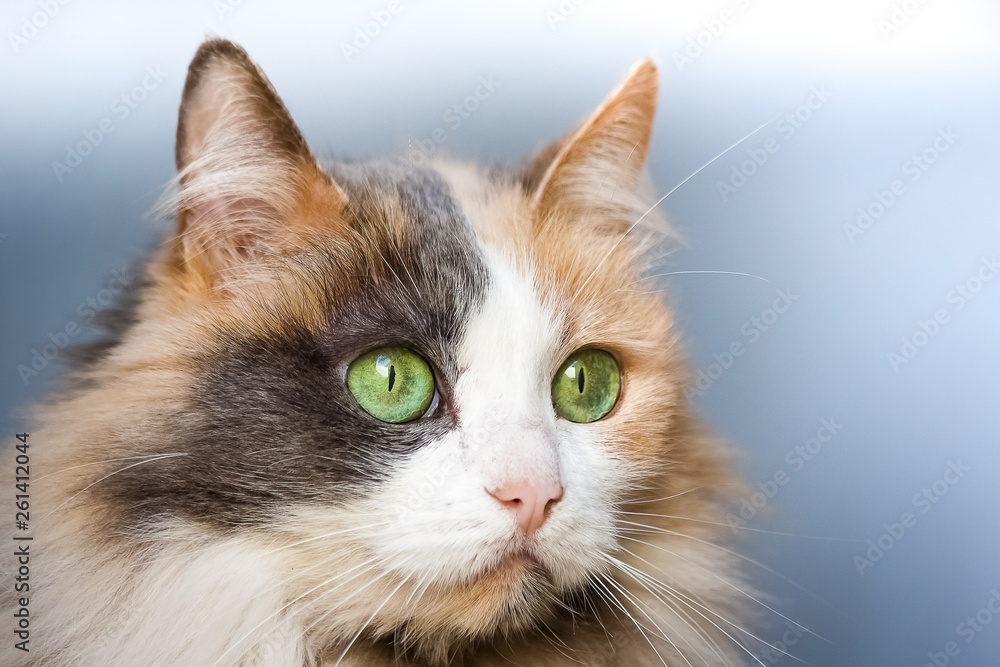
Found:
<box><xmin>487</xmin><ymin>480</ymin><xmax>564</xmax><ymax>536</ymax></box>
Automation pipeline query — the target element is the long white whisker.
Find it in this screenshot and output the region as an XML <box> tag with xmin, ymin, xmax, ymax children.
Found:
<box><xmin>389</xmin><ymin>236</ymin><xmax>422</xmax><ymax>298</ymax></box>
<box><xmin>33</xmin><ymin>453</ymin><xmax>188</xmax><ymax>482</ymax></box>
<box><xmin>234</xmin><ymin>543</ymin><xmax>386</xmax><ymax>621</ymax></box>
<box><xmin>604</xmin><ymin>563</ymin><xmax>712</xmax><ymax>666</ymax></box>
<box><xmin>601</xmin><ymin>570</ymin><xmax>693</xmax><ymax>667</ymax></box>
<box><xmin>602</xmin><ymin>139</ymin><xmax>642</xmax><ymax>209</ymax></box>
<box><xmin>296</xmin><ymin>566</ymin><xmax>392</xmax><ymax>637</ymax></box>
<box><xmin>622</xmin><ymin>488</ymin><xmax>701</xmax><ymax>505</ymax></box>
<box><xmin>611</xmin><ymin>553</ymin><xmax>775</xmax><ymax>666</ymax></box>
<box><xmin>536</xmin><ymin>616</ymin><xmax>582</xmax><ymax>664</ymax></box>
<box><xmin>573</xmin><ymin>117</ymin><xmax>778</xmax><ymax>300</ymax></box>
<box><xmin>616</xmin><ymin>557</ymin><xmax>733</xmax><ymax>667</ymax></box>
<box><xmin>619</xmin><ymin>520</ymin><xmax>854</xmax><ymax>622</ymax></box>
<box><xmin>259</xmin><ymin>523</ymin><xmax>393</xmax><ymax>557</ymax></box>
<box><xmin>396</xmin><ymin>573</ymin><xmax>435</xmax><ymax>658</ymax></box>
<box><xmin>618</xmin><ymin>534</ymin><xmax>827</xmax><ymax>646</ymax></box>
<box><xmin>627</xmin><ymin>270</ymin><xmax>772</xmax><ymax>289</ymax></box>
<box><xmin>373</xmin><ymin>245</ymin><xmax>407</xmax><ymax>292</ymax></box>
<box><xmin>591</xmin><ymin>574</ymin><xmax>670</xmax><ymax>666</ymax></box>
<box><xmin>41</xmin><ymin>453</ymin><xmax>189</xmax><ymax>520</ymax></box>
<box><xmin>211</xmin><ymin>556</ymin><xmax>380</xmax><ymax>667</ymax></box>
<box><xmin>333</xmin><ymin>576</ymin><xmax>410</xmax><ymax>666</ymax></box>
<box><xmin>579</xmin><ymin>581</ymin><xmax>618</xmax><ymax>652</ymax></box>
<box><xmin>224</xmin><ymin>554</ymin><xmax>383</xmax><ymax>666</ymax></box>
<box><xmin>620</xmin><ymin>511</ymin><xmax>863</xmax><ymax>542</ymax></box>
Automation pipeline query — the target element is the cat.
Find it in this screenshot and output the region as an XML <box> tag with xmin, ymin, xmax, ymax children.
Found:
<box><xmin>2</xmin><ymin>38</ymin><xmax>753</xmax><ymax>666</ymax></box>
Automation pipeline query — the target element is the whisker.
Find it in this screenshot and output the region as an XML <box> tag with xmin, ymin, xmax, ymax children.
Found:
<box><xmin>332</xmin><ymin>575</ymin><xmax>409</xmax><ymax>665</ymax></box>
<box><xmin>610</xmin><ymin>553</ymin><xmax>778</xmax><ymax>666</ymax></box>
<box><xmin>592</xmin><ymin>573</ymin><xmax>671</xmax><ymax>666</ymax></box>
<box><xmin>619</xmin><ymin>519</ymin><xmax>854</xmax><ymax>623</ymax></box>
<box><xmin>296</xmin><ymin>565</ymin><xmax>392</xmax><ymax>636</ymax></box>
<box><xmin>259</xmin><ymin>522</ymin><xmax>394</xmax><ymax>558</ymax></box>
<box><xmin>604</xmin><ymin>565</ymin><xmax>712</xmax><ymax>666</ymax></box>
<box><xmin>620</xmin><ymin>511</ymin><xmax>863</xmax><ymax>543</ymax></box>
<box><xmin>373</xmin><ymin>245</ymin><xmax>407</xmax><ymax>293</ymax></box>
<box><xmin>615</xmin><ymin>558</ymin><xmax>733</xmax><ymax>667</ymax></box>
<box><xmin>617</xmin><ymin>534</ymin><xmax>827</xmax><ymax>647</ymax></box>
<box><xmin>602</xmin><ymin>139</ymin><xmax>642</xmax><ymax>209</ymax></box>
<box><xmin>536</xmin><ymin>615</ymin><xmax>582</xmax><ymax>664</ymax></box>
<box><xmin>389</xmin><ymin>235</ymin><xmax>422</xmax><ymax>298</ymax></box>
<box><xmin>624</xmin><ymin>270</ymin><xmax>773</xmax><ymax>292</ymax></box>
<box><xmin>579</xmin><ymin>580</ymin><xmax>618</xmax><ymax>653</ymax></box>
<box><xmin>223</xmin><ymin>552</ymin><xmax>382</xmax><ymax>666</ymax></box>
<box><xmin>211</xmin><ymin>556</ymin><xmax>381</xmax><ymax>667</ymax></box>
<box><xmin>229</xmin><ymin>542</ymin><xmax>379</xmax><ymax>616</ymax></box>
<box><xmin>33</xmin><ymin>453</ymin><xmax>189</xmax><ymax>482</ymax></box>
<box><xmin>620</xmin><ymin>488</ymin><xmax>700</xmax><ymax>505</ymax></box>
<box><xmin>600</xmin><ymin>571</ymin><xmax>693</xmax><ymax>666</ymax></box>
<box><xmin>393</xmin><ymin>574</ymin><xmax>434</xmax><ymax>662</ymax></box>
<box><xmin>41</xmin><ymin>453</ymin><xmax>189</xmax><ymax>520</ymax></box>
<box><xmin>573</xmin><ymin>116</ymin><xmax>778</xmax><ymax>301</ymax></box>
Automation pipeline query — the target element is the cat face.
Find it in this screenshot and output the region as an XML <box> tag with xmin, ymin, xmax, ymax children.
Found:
<box><xmin>76</xmin><ymin>39</ymin><xmax>735</xmax><ymax>660</ymax></box>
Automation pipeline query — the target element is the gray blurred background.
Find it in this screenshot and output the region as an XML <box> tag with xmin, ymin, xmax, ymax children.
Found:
<box><xmin>2</xmin><ymin>1</ymin><xmax>999</xmax><ymax>664</ymax></box>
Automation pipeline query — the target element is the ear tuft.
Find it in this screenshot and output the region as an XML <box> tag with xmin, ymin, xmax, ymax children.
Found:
<box><xmin>171</xmin><ymin>38</ymin><xmax>346</xmax><ymax>289</ymax></box>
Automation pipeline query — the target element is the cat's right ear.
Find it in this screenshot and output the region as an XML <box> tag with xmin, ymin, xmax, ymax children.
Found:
<box><xmin>524</xmin><ymin>59</ymin><xmax>658</xmax><ymax>231</ymax></box>
<box><xmin>170</xmin><ymin>38</ymin><xmax>347</xmax><ymax>291</ymax></box>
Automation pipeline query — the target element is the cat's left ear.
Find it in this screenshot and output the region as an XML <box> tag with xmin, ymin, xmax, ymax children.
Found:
<box><xmin>171</xmin><ymin>38</ymin><xmax>347</xmax><ymax>290</ymax></box>
<box><xmin>525</xmin><ymin>59</ymin><xmax>658</xmax><ymax>225</ymax></box>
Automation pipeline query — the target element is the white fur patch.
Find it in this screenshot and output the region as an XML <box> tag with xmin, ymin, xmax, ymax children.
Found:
<box><xmin>365</xmin><ymin>246</ymin><xmax>624</xmax><ymax>590</ymax></box>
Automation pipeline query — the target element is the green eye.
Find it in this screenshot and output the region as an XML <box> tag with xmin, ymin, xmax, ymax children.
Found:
<box><xmin>551</xmin><ymin>348</ymin><xmax>621</xmax><ymax>423</ymax></box>
<box><xmin>347</xmin><ymin>347</ymin><xmax>435</xmax><ymax>423</ymax></box>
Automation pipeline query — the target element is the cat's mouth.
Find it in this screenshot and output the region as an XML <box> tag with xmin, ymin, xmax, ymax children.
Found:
<box><xmin>476</xmin><ymin>547</ymin><xmax>548</xmax><ymax>583</ymax></box>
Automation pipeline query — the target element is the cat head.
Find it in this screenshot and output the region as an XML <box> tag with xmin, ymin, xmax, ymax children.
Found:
<box><xmin>88</xmin><ymin>38</ymin><xmax>733</xmax><ymax>660</ymax></box>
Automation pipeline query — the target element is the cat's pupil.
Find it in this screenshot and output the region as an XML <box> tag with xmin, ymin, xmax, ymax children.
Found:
<box><xmin>578</xmin><ymin>367</ymin><xmax>585</xmax><ymax>394</ymax></box>
<box><xmin>388</xmin><ymin>365</ymin><xmax>396</xmax><ymax>392</ymax></box>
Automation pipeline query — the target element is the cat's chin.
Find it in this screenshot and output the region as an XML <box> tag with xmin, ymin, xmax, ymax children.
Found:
<box><xmin>466</xmin><ymin>547</ymin><xmax>554</xmax><ymax>598</ymax></box>
<box><xmin>393</xmin><ymin>553</ymin><xmax>564</xmax><ymax>661</ymax></box>
<box><xmin>479</xmin><ymin>549</ymin><xmax>537</xmax><ymax>578</ymax></box>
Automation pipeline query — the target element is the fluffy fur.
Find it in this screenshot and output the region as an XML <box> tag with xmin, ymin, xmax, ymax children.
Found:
<box><xmin>2</xmin><ymin>39</ymin><xmax>753</xmax><ymax>666</ymax></box>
